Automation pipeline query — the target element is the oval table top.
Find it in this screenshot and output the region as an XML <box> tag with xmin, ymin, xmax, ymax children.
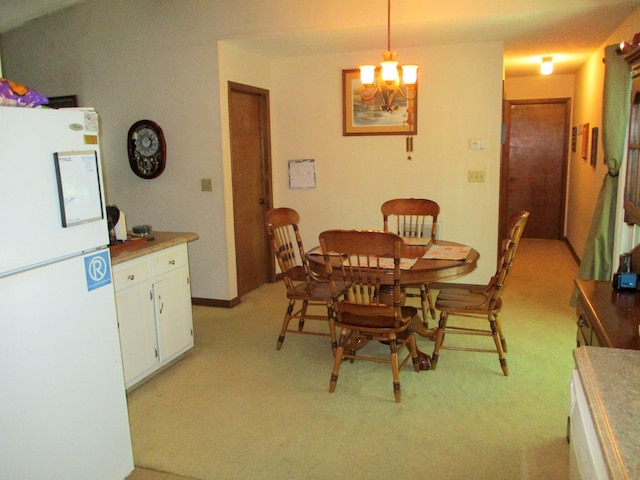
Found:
<box><xmin>306</xmin><ymin>239</ymin><xmax>480</xmax><ymax>285</ymax></box>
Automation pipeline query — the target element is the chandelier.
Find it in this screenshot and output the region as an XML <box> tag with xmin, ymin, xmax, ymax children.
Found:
<box><xmin>359</xmin><ymin>0</ymin><xmax>418</xmax><ymax>112</ymax></box>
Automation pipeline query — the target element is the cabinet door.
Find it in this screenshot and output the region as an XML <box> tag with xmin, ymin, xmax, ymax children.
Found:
<box><xmin>154</xmin><ymin>267</ymin><xmax>194</xmax><ymax>362</ymax></box>
<box><xmin>115</xmin><ymin>283</ymin><xmax>157</xmax><ymax>384</ymax></box>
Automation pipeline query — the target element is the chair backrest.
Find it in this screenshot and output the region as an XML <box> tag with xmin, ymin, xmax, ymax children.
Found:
<box><xmin>381</xmin><ymin>198</ymin><xmax>440</xmax><ymax>240</ymax></box>
<box><xmin>319</xmin><ymin>229</ymin><xmax>404</xmax><ymax>324</ymax></box>
<box><xmin>265</xmin><ymin>208</ymin><xmax>311</xmax><ymax>289</ymax></box>
<box><xmin>487</xmin><ymin>210</ymin><xmax>530</xmax><ymax>307</ymax></box>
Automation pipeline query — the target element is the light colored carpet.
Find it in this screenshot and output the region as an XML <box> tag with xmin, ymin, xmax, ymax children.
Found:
<box><xmin>127</xmin><ymin>238</ymin><xmax>578</xmax><ymax>479</ymax></box>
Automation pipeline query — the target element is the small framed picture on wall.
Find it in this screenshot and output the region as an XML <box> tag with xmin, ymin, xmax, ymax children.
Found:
<box><xmin>581</xmin><ymin>123</ymin><xmax>589</xmax><ymax>160</ymax></box>
<box><xmin>591</xmin><ymin>127</ymin><xmax>599</xmax><ymax>167</ymax></box>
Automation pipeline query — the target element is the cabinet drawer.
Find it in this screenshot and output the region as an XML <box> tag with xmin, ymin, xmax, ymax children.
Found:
<box><xmin>576</xmin><ymin>295</ymin><xmax>593</xmax><ymax>346</ymax></box>
<box><xmin>114</xmin><ymin>260</ymin><xmax>150</xmax><ymax>291</ymax></box>
<box><xmin>152</xmin><ymin>245</ymin><xmax>188</xmax><ymax>277</ymax></box>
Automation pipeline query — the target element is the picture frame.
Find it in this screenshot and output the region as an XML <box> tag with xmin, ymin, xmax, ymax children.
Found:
<box><xmin>591</xmin><ymin>127</ymin><xmax>599</xmax><ymax>166</ymax></box>
<box><xmin>342</xmin><ymin>68</ymin><xmax>417</xmax><ymax>136</ymax></box>
<box><xmin>581</xmin><ymin>123</ymin><xmax>589</xmax><ymax>160</ymax></box>
<box><xmin>47</xmin><ymin>95</ymin><xmax>78</xmax><ymax>109</ymax></box>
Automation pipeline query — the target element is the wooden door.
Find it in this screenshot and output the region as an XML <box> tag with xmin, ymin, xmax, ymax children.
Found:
<box><xmin>501</xmin><ymin>99</ymin><xmax>570</xmax><ymax>240</ymax></box>
<box><xmin>228</xmin><ymin>82</ymin><xmax>273</xmax><ymax>297</ymax></box>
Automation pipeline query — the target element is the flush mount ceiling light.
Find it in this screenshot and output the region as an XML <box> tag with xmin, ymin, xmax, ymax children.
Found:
<box><xmin>540</xmin><ymin>56</ymin><xmax>553</xmax><ymax>75</ymax></box>
<box><xmin>359</xmin><ymin>0</ymin><xmax>418</xmax><ymax>112</ymax></box>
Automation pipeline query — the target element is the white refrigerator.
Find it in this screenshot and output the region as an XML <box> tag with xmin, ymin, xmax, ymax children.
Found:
<box><xmin>0</xmin><ymin>107</ymin><xmax>134</xmax><ymax>479</ymax></box>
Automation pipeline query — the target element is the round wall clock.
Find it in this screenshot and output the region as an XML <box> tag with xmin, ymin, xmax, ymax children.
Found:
<box><xmin>127</xmin><ymin>119</ymin><xmax>166</xmax><ymax>179</ymax></box>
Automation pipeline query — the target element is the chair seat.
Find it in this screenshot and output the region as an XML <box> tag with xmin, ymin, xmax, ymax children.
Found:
<box><xmin>437</xmin><ymin>282</ymin><xmax>504</xmax><ymax>311</ymax></box>
<box><xmin>287</xmin><ymin>281</ymin><xmax>331</xmax><ymax>301</ymax></box>
<box><xmin>436</xmin><ymin>292</ymin><xmax>503</xmax><ymax>315</ymax></box>
<box><xmin>437</xmin><ymin>283</ymin><xmax>489</xmax><ymax>296</ymax></box>
<box><xmin>340</xmin><ymin>306</ymin><xmax>418</xmax><ymax>329</ymax></box>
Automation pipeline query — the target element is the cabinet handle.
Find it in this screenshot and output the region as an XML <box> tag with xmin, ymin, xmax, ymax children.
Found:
<box><xmin>169</xmin><ymin>259</ymin><xmax>176</xmax><ymax>265</ymax></box>
<box><xmin>159</xmin><ymin>301</ymin><xmax>164</xmax><ymax>314</ymax></box>
<box><xmin>128</xmin><ymin>274</ymin><xmax>135</xmax><ymax>281</ymax></box>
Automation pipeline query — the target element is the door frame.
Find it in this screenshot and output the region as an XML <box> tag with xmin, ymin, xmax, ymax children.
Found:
<box><xmin>228</xmin><ymin>81</ymin><xmax>276</xmax><ymax>291</ymax></box>
<box><xmin>499</xmin><ymin>97</ymin><xmax>571</xmax><ymax>244</ymax></box>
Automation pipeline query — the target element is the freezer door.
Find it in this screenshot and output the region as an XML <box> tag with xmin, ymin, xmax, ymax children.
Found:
<box><xmin>0</xmin><ymin>250</ymin><xmax>134</xmax><ymax>479</ymax></box>
<box><xmin>0</xmin><ymin>108</ymin><xmax>110</xmax><ymax>276</ymax></box>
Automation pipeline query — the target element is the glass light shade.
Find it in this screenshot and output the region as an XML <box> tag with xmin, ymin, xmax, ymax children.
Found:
<box><xmin>540</xmin><ymin>57</ymin><xmax>553</xmax><ymax>75</ymax></box>
<box><xmin>380</xmin><ymin>60</ymin><xmax>399</xmax><ymax>82</ymax></box>
<box><xmin>359</xmin><ymin>65</ymin><xmax>376</xmax><ymax>85</ymax></box>
<box><xmin>401</xmin><ymin>65</ymin><xmax>418</xmax><ymax>85</ymax></box>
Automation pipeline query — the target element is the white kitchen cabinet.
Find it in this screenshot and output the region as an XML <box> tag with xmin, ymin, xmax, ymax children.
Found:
<box><xmin>114</xmin><ymin>258</ymin><xmax>157</xmax><ymax>385</ymax></box>
<box><xmin>570</xmin><ymin>347</ymin><xmax>640</xmax><ymax>479</ymax></box>
<box><xmin>113</xmin><ymin>243</ymin><xmax>194</xmax><ymax>389</ymax></box>
<box><xmin>568</xmin><ymin>370</ymin><xmax>608</xmax><ymax>480</ymax></box>
<box><xmin>152</xmin><ymin>245</ymin><xmax>194</xmax><ymax>362</ymax></box>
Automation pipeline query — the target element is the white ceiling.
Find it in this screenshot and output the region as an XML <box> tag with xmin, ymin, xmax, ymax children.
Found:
<box><xmin>1</xmin><ymin>0</ymin><xmax>639</xmax><ymax>77</ymax></box>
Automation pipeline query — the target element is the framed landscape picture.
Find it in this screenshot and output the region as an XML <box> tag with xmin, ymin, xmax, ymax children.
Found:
<box><xmin>342</xmin><ymin>68</ymin><xmax>417</xmax><ymax>136</ymax></box>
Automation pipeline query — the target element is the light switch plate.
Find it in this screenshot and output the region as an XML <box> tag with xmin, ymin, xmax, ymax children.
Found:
<box><xmin>201</xmin><ymin>178</ymin><xmax>213</xmax><ymax>191</ymax></box>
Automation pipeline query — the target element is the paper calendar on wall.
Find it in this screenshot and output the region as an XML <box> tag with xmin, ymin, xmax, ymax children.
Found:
<box><xmin>288</xmin><ymin>159</ymin><xmax>316</xmax><ymax>189</ymax></box>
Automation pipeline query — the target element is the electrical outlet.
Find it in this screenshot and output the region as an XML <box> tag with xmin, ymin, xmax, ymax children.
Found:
<box><xmin>468</xmin><ymin>170</ymin><xmax>486</xmax><ymax>183</ymax></box>
<box><xmin>200</xmin><ymin>178</ymin><xmax>213</xmax><ymax>191</ymax></box>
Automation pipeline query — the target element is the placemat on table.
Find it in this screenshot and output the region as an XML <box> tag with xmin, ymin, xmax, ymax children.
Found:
<box><xmin>423</xmin><ymin>244</ymin><xmax>471</xmax><ymax>261</ymax></box>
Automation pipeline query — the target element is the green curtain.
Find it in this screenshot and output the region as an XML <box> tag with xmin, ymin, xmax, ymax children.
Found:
<box><xmin>573</xmin><ymin>45</ymin><xmax>631</xmax><ymax>303</ymax></box>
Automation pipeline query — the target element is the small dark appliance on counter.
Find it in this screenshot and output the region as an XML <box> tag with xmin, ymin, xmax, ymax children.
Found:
<box><xmin>613</xmin><ymin>252</ymin><xmax>638</xmax><ymax>291</ymax></box>
<box><xmin>106</xmin><ymin>205</ymin><xmax>127</xmax><ymax>245</ymax></box>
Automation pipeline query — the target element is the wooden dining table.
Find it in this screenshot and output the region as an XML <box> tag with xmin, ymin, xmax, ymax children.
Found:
<box><xmin>306</xmin><ymin>239</ymin><xmax>480</xmax><ymax>368</ymax></box>
<box><xmin>307</xmin><ymin>239</ymin><xmax>479</xmax><ymax>287</ymax></box>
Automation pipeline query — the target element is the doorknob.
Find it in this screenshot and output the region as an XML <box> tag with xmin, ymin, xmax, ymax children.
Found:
<box><xmin>259</xmin><ymin>198</ymin><xmax>266</xmax><ymax>205</ymax></box>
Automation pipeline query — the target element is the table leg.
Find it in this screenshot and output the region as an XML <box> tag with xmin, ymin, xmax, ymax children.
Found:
<box><xmin>417</xmin><ymin>350</ymin><xmax>432</xmax><ymax>370</ymax></box>
<box><xmin>380</xmin><ymin>285</ymin><xmax>433</xmax><ymax>369</ymax></box>
<box><xmin>412</xmin><ymin>316</ymin><xmax>436</xmax><ymax>340</ymax></box>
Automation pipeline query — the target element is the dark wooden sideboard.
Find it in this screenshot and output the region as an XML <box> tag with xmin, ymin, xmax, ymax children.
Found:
<box><xmin>574</xmin><ymin>279</ymin><xmax>640</xmax><ymax>349</ymax></box>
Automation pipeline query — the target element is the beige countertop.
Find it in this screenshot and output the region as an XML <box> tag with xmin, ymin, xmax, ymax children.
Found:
<box><xmin>573</xmin><ymin>346</ymin><xmax>640</xmax><ymax>479</ymax></box>
<box><xmin>109</xmin><ymin>231</ymin><xmax>199</xmax><ymax>265</ymax></box>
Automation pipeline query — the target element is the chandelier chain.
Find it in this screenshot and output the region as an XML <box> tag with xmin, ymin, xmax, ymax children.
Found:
<box><xmin>387</xmin><ymin>0</ymin><xmax>391</xmax><ymax>53</ymax></box>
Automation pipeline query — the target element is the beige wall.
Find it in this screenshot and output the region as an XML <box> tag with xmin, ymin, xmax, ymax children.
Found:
<box><xmin>568</xmin><ymin>7</ymin><xmax>640</xmax><ymax>262</ymax></box>
<box><xmin>219</xmin><ymin>41</ymin><xmax>504</xmax><ymax>294</ymax></box>
<box><xmin>12</xmin><ymin>0</ymin><xmax>632</xmax><ymax>299</ymax></box>
<box><xmin>503</xmin><ymin>6</ymin><xmax>640</xmax><ymax>264</ymax></box>
<box><xmin>567</xmin><ymin>51</ymin><xmax>607</xmax><ymax>260</ymax></box>
<box><xmin>218</xmin><ymin>43</ymin><xmax>272</xmax><ymax>298</ymax></box>
<box><xmin>504</xmin><ymin>74</ymin><xmax>575</xmax><ymax>100</ymax></box>
<box><xmin>1</xmin><ymin>1</ymin><xmax>230</xmax><ymax>300</ymax></box>
<box><xmin>270</xmin><ymin>42</ymin><xmax>503</xmax><ymax>285</ymax></box>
